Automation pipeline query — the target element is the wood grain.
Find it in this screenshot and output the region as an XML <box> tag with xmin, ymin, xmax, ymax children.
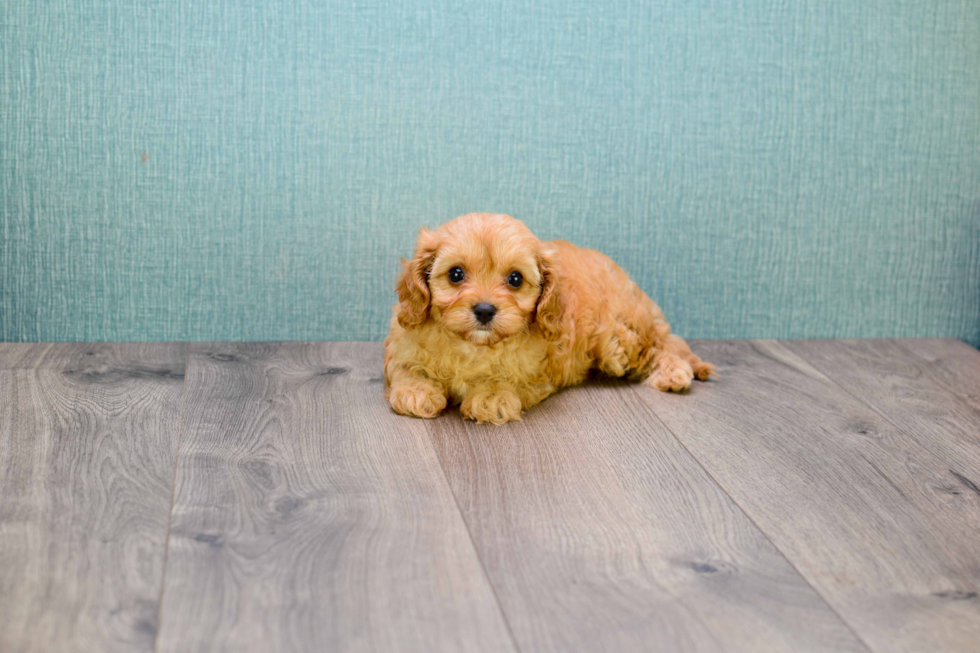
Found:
<box><xmin>0</xmin><ymin>343</ymin><xmax>185</xmax><ymax>369</ymax></box>
<box><xmin>634</xmin><ymin>340</ymin><xmax>980</xmax><ymax>653</ymax></box>
<box><xmin>781</xmin><ymin>338</ymin><xmax>980</xmax><ymax>482</ymax></box>
<box><xmin>427</xmin><ymin>379</ymin><xmax>868</xmax><ymax>653</ymax></box>
<box><xmin>0</xmin><ymin>342</ymin><xmax>45</xmax><ymax>367</ymax></box>
<box><xmin>155</xmin><ymin>342</ymin><xmax>515</xmax><ymax>653</ymax></box>
<box><xmin>0</xmin><ymin>342</ymin><xmax>188</xmax><ymax>653</ymax></box>
<box><xmin>4</xmin><ymin>338</ymin><xmax>977</xmax><ymax>652</ymax></box>
<box><xmin>896</xmin><ymin>338</ymin><xmax>980</xmax><ymax>405</ymax></box>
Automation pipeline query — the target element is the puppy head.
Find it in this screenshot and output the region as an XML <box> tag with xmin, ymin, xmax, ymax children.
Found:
<box><xmin>396</xmin><ymin>213</ymin><xmax>560</xmax><ymax>345</ymax></box>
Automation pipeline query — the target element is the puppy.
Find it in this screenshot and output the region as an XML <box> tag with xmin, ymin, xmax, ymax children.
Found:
<box><xmin>384</xmin><ymin>213</ymin><xmax>714</xmax><ymax>424</ymax></box>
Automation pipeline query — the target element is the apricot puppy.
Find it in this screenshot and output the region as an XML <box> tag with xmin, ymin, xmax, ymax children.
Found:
<box><xmin>384</xmin><ymin>213</ymin><xmax>714</xmax><ymax>424</ymax></box>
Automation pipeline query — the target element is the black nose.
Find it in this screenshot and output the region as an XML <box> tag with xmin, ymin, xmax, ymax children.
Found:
<box><xmin>473</xmin><ymin>303</ymin><xmax>497</xmax><ymax>325</ymax></box>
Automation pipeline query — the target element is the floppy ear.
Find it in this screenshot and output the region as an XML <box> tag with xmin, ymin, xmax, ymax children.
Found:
<box><xmin>395</xmin><ymin>227</ymin><xmax>440</xmax><ymax>328</ymax></box>
<box><xmin>534</xmin><ymin>247</ymin><xmax>563</xmax><ymax>340</ymax></box>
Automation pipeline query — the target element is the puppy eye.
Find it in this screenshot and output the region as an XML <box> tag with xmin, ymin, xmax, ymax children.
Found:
<box><xmin>448</xmin><ymin>267</ymin><xmax>465</xmax><ymax>283</ymax></box>
<box><xmin>507</xmin><ymin>271</ymin><xmax>523</xmax><ymax>288</ymax></box>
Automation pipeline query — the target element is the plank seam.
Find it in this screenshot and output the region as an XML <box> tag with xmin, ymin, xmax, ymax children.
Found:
<box><xmin>786</xmin><ymin>338</ymin><xmax>980</xmax><ymax>497</ymax></box>
<box><xmin>782</xmin><ymin>337</ymin><xmax>980</xmax><ymax>526</ymax></box>
<box><xmin>152</xmin><ymin>343</ymin><xmax>193</xmax><ymax>653</ymax></box>
<box><xmin>626</xmin><ymin>381</ymin><xmax>879</xmax><ymax>653</ymax></box>
<box><xmin>892</xmin><ymin>338</ymin><xmax>980</xmax><ymax>417</ymax></box>
<box><xmin>422</xmin><ymin>420</ymin><xmax>525</xmax><ymax>653</ymax></box>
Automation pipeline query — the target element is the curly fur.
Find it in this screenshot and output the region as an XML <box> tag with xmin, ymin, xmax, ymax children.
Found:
<box><xmin>384</xmin><ymin>213</ymin><xmax>714</xmax><ymax>424</ymax></box>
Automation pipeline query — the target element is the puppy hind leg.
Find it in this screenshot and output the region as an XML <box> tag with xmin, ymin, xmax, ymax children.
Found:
<box><xmin>663</xmin><ymin>333</ymin><xmax>716</xmax><ymax>381</ymax></box>
<box><xmin>595</xmin><ymin>332</ymin><xmax>629</xmax><ymax>378</ymax></box>
<box><xmin>641</xmin><ymin>326</ymin><xmax>709</xmax><ymax>392</ymax></box>
<box><xmin>645</xmin><ymin>351</ymin><xmax>695</xmax><ymax>392</ymax></box>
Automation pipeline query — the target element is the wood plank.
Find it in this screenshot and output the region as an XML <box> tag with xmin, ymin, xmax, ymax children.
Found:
<box><xmin>0</xmin><ymin>343</ymin><xmax>188</xmax><ymax>369</ymax></box>
<box><xmin>633</xmin><ymin>340</ymin><xmax>980</xmax><ymax>653</ymax></box>
<box><xmin>894</xmin><ymin>338</ymin><xmax>980</xmax><ymax>412</ymax></box>
<box><xmin>0</xmin><ymin>342</ymin><xmax>46</xmax><ymax>367</ymax></box>
<box><xmin>427</xmin><ymin>380</ymin><xmax>868</xmax><ymax>652</ymax></box>
<box><xmin>156</xmin><ymin>342</ymin><xmax>516</xmax><ymax>653</ymax></box>
<box><xmin>0</xmin><ymin>343</ymin><xmax>188</xmax><ymax>653</ymax></box>
<box><xmin>781</xmin><ymin>338</ymin><xmax>980</xmax><ymax>483</ymax></box>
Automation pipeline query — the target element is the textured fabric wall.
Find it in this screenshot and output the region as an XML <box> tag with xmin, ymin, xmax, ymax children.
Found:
<box><xmin>2</xmin><ymin>1</ymin><xmax>979</xmax><ymax>344</ymax></box>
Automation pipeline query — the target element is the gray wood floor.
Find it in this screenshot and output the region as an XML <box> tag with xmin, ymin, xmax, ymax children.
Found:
<box><xmin>1</xmin><ymin>339</ymin><xmax>978</xmax><ymax>653</ymax></box>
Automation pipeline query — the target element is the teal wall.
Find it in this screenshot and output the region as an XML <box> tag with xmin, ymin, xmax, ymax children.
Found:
<box><xmin>2</xmin><ymin>1</ymin><xmax>979</xmax><ymax>344</ymax></box>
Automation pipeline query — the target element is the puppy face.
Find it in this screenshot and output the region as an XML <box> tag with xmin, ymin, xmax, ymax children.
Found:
<box><xmin>396</xmin><ymin>214</ymin><xmax>557</xmax><ymax>345</ymax></box>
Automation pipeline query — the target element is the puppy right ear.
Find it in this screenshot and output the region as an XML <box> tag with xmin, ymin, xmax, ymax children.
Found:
<box><xmin>395</xmin><ymin>227</ymin><xmax>440</xmax><ymax>328</ymax></box>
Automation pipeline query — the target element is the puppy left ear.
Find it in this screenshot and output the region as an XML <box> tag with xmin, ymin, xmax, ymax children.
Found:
<box><xmin>534</xmin><ymin>246</ymin><xmax>563</xmax><ymax>340</ymax></box>
<box><xmin>395</xmin><ymin>227</ymin><xmax>440</xmax><ymax>328</ymax></box>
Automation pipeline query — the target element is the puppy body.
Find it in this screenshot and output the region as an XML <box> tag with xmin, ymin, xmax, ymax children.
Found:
<box><xmin>384</xmin><ymin>213</ymin><xmax>713</xmax><ymax>424</ymax></box>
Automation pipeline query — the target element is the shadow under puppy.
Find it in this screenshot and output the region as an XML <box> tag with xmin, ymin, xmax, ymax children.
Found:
<box><xmin>384</xmin><ymin>213</ymin><xmax>714</xmax><ymax>424</ymax></box>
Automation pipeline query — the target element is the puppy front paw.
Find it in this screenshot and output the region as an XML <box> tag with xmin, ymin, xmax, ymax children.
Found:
<box><xmin>460</xmin><ymin>390</ymin><xmax>523</xmax><ymax>425</ymax></box>
<box><xmin>646</xmin><ymin>356</ymin><xmax>694</xmax><ymax>393</ymax></box>
<box><xmin>388</xmin><ymin>383</ymin><xmax>447</xmax><ymax>419</ymax></box>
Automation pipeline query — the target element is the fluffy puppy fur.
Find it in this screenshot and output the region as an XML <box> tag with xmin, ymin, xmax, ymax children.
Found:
<box><xmin>384</xmin><ymin>213</ymin><xmax>714</xmax><ymax>424</ymax></box>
